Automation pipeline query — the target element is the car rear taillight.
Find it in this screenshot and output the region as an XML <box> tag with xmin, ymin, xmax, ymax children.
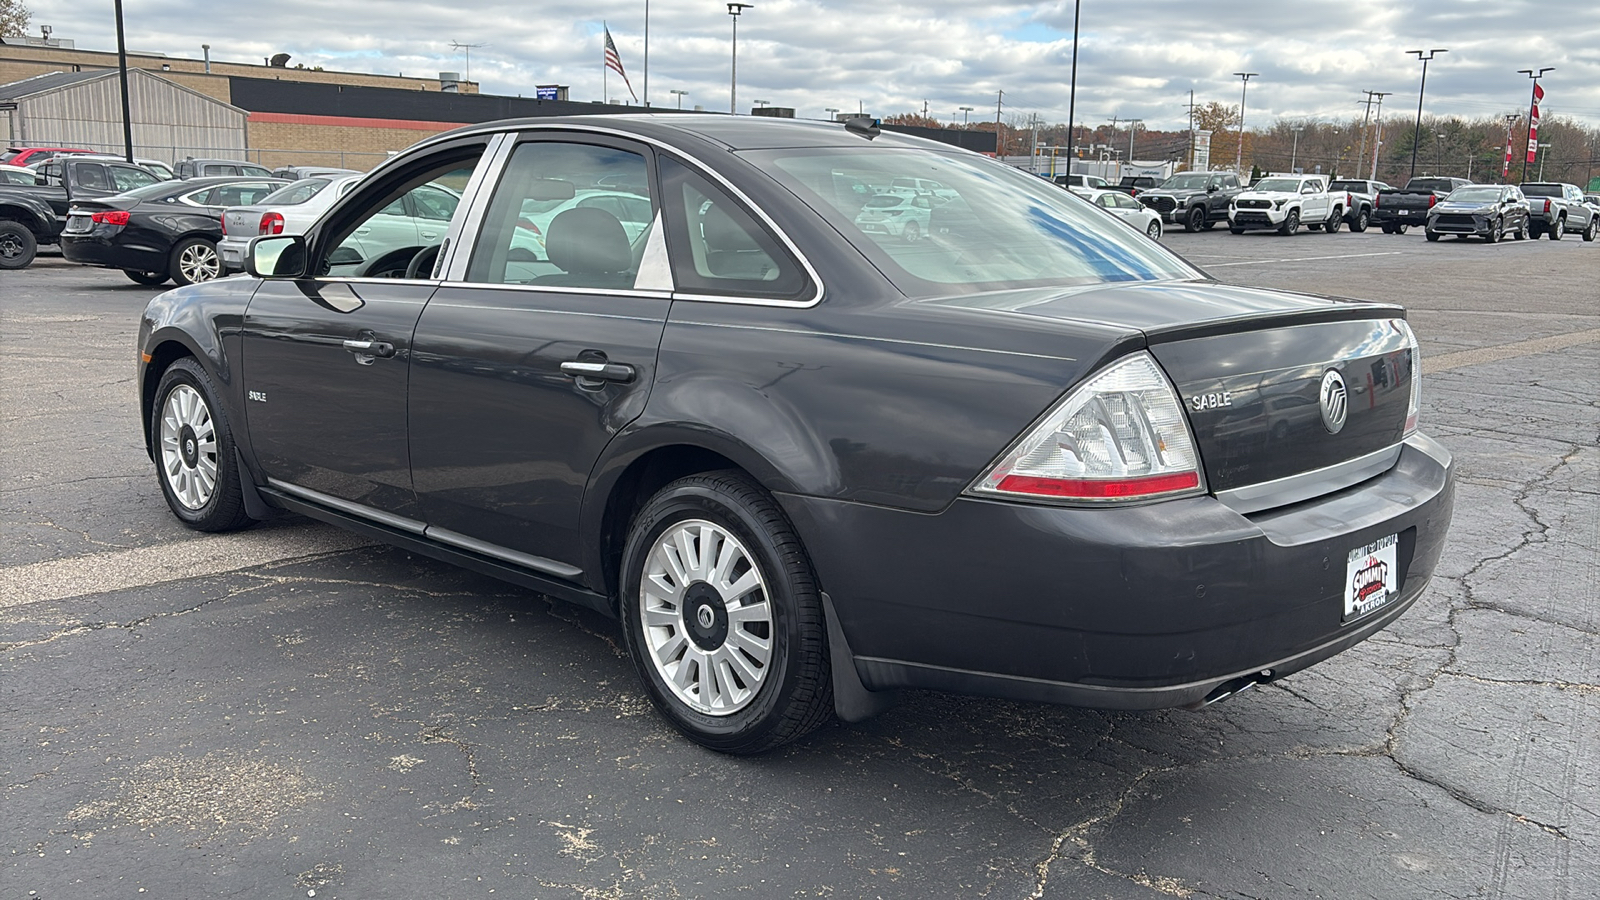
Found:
<box><xmin>90</xmin><ymin>210</ymin><xmax>130</xmax><ymax>226</ymax></box>
<box><xmin>260</xmin><ymin>212</ymin><xmax>285</xmax><ymax>235</ymax></box>
<box><xmin>971</xmin><ymin>353</ymin><xmax>1205</xmax><ymax>503</ymax></box>
<box><xmin>1541</xmin><ymin>199</ymin><xmax>1551</xmax><ymax>214</ymax></box>
<box><xmin>1428</xmin><ymin>194</ymin><xmax>1437</xmax><ymax>208</ymax></box>
<box><xmin>1398</xmin><ymin>320</ymin><xmax>1421</xmax><ymax>436</ymax></box>
<box><xmin>1374</xmin><ymin>194</ymin><xmax>1380</xmax><ymax>208</ymax></box>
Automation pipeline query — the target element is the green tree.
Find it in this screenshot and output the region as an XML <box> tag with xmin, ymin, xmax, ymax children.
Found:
<box><xmin>0</xmin><ymin>0</ymin><xmax>29</xmax><ymax>36</ymax></box>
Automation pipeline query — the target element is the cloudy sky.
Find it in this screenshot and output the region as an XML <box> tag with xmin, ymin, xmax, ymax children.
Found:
<box><xmin>28</xmin><ymin>0</ymin><xmax>1600</xmax><ymax>131</ymax></box>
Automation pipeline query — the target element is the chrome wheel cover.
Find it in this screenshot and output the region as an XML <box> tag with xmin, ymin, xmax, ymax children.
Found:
<box><xmin>640</xmin><ymin>519</ymin><xmax>773</xmax><ymax>716</ymax></box>
<box><xmin>159</xmin><ymin>384</ymin><xmax>218</xmax><ymax>510</ymax></box>
<box><xmin>178</xmin><ymin>242</ymin><xmax>221</xmax><ymax>283</ymax></box>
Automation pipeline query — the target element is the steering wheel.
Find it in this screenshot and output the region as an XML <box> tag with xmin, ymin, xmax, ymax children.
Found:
<box><xmin>405</xmin><ymin>244</ymin><xmax>442</xmax><ymax>280</ymax></box>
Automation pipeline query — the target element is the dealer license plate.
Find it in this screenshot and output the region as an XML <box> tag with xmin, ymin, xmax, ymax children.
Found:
<box><xmin>1398</xmin><ymin>209</ymin><xmax>1409</xmax><ymax>216</ymax></box>
<box><xmin>64</xmin><ymin>214</ymin><xmax>92</xmax><ymax>233</ymax></box>
<box><xmin>1344</xmin><ymin>533</ymin><xmax>1399</xmax><ymax>622</ymax></box>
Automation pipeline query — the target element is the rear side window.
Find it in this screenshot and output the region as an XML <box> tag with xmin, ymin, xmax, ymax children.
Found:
<box><xmin>1521</xmin><ymin>185</ymin><xmax>1560</xmax><ymax>198</ymax></box>
<box><xmin>73</xmin><ymin>163</ymin><xmax>111</xmax><ymax>190</ymax></box>
<box><xmin>658</xmin><ymin>156</ymin><xmax>808</xmax><ymax>301</ymax></box>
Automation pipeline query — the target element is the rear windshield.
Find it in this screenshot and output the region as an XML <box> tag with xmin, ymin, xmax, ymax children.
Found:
<box><xmin>1408</xmin><ymin>178</ymin><xmax>1460</xmax><ymax>192</ymax></box>
<box><xmin>1329</xmin><ymin>181</ymin><xmax>1366</xmax><ymax>192</ymax></box>
<box><xmin>750</xmin><ymin>147</ymin><xmax>1199</xmax><ymax>296</ymax></box>
<box><xmin>1520</xmin><ymin>184</ymin><xmax>1561</xmax><ymax>197</ymax></box>
<box><xmin>260</xmin><ymin>178</ymin><xmax>331</xmax><ymax>205</ymax></box>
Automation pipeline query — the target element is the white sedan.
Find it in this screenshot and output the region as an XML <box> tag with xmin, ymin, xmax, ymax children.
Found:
<box><xmin>219</xmin><ymin>174</ymin><xmax>365</xmax><ymax>272</ymax></box>
<box><xmin>1082</xmin><ymin>188</ymin><xmax>1163</xmax><ymax>239</ymax></box>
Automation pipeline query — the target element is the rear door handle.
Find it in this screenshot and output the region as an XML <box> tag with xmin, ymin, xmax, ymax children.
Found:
<box><xmin>343</xmin><ymin>339</ymin><xmax>396</xmax><ymax>359</ymax></box>
<box><xmin>561</xmin><ymin>360</ymin><xmax>635</xmax><ymax>383</ymax></box>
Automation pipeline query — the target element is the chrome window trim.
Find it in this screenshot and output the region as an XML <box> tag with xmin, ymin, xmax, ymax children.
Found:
<box><xmin>420</xmin><ymin>122</ymin><xmax>825</xmax><ymax>309</ymax></box>
<box><xmin>267</xmin><ymin>478</ymin><xmax>427</xmax><ymax>535</ymax></box>
<box><xmin>433</xmin><ymin>280</ymin><xmax>673</xmax><ymax>301</ymax></box>
<box><xmin>1215</xmin><ymin>443</ymin><xmax>1403</xmax><ymax>515</ymax></box>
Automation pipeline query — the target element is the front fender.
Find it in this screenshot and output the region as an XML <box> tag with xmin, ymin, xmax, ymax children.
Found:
<box><xmin>137</xmin><ymin>277</ymin><xmax>262</xmax><ymax>459</ymax></box>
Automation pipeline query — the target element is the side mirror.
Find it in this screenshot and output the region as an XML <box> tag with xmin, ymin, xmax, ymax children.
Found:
<box><xmin>1206</xmin><ymin>184</ymin><xmax>1218</xmax><ymax>193</ymax></box>
<box><xmin>248</xmin><ymin>235</ymin><xmax>308</xmax><ymax>278</ymax></box>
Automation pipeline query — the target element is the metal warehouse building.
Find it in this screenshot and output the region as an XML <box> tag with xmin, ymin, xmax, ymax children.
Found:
<box><xmin>0</xmin><ymin>68</ymin><xmax>246</xmax><ymax>160</ymax></box>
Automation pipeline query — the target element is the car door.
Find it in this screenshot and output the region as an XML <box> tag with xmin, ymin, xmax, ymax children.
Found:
<box><xmin>407</xmin><ymin>134</ymin><xmax>669</xmax><ymax>574</ymax></box>
<box><xmin>241</xmin><ymin>139</ymin><xmax>490</xmax><ymax>524</ymax></box>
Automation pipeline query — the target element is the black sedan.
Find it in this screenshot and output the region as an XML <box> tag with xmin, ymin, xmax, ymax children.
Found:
<box><xmin>135</xmin><ymin>115</ymin><xmax>1455</xmax><ymax>754</ymax></box>
<box><xmin>62</xmin><ymin>176</ymin><xmax>286</xmax><ymax>285</ymax></box>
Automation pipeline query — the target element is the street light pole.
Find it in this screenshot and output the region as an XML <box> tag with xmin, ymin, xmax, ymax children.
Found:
<box><xmin>1290</xmin><ymin>125</ymin><xmax>1303</xmax><ymax>171</ymax></box>
<box><xmin>1234</xmin><ymin>72</ymin><xmax>1257</xmax><ymax>174</ymax></box>
<box><xmin>113</xmin><ymin>0</ymin><xmax>134</xmax><ymax>162</ymax></box>
<box><xmin>670</xmin><ymin>88</ymin><xmax>688</xmax><ymax>109</ymax></box>
<box><xmin>1125</xmin><ymin>119</ymin><xmax>1143</xmax><ymax>168</ymax></box>
<box><xmin>726</xmin><ymin>3</ymin><xmax>753</xmax><ymax>115</ymax></box>
<box><xmin>1435</xmin><ymin>132</ymin><xmax>1444</xmax><ymax>174</ymax></box>
<box><xmin>1518</xmin><ymin>66</ymin><xmax>1553</xmax><ymax>183</ymax></box>
<box><xmin>1406</xmin><ymin>48</ymin><xmax>1447</xmax><ymax>182</ymax></box>
<box><xmin>1064</xmin><ymin>0</ymin><xmax>1082</xmax><ymax>167</ymax></box>
<box><xmin>959</xmin><ymin>106</ymin><xmax>974</xmax><ymax>128</ymax></box>
<box><xmin>824</xmin><ymin>107</ymin><xmax>839</xmax><ymax>122</ymax></box>
<box><xmin>1369</xmin><ymin>92</ymin><xmax>1390</xmax><ymax>180</ymax></box>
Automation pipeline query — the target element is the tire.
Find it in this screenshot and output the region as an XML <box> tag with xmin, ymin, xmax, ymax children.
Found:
<box><xmin>1145</xmin><ymin>219</ymin><xmax>1161</xmax><ymax>240</ymax></box>
<box><xmin>170</xmin><ymin>237</ymin><xmax>222</xmax><ymax>286</ymax></box>
<box><xmin>1229</xmin><ymin>225</ymin><xmax>1245</xmax><ymax>235</ymax></box>
<box><xmin>620</xmin><ymin>471</ymin><xmax>832</xmax><ymax>754</ymax></box>
<box><xmin>1381</xmin><ymin>224</ymin><xmax>1395</xmax><ymax>235</ymax></box>
<box><xmin>1278</xmin><ymin>209</ymin><xmax>1300</xmax><ymax>235</ymax></box>
<box><xmin>1325</xmin><ymin>209</ymin><xmax>1342</xmax><ymax>233</ymax></box>
<box><xmin>1529</xmin><ymin>222</ymin><xmax>1543</xmax><ymax>239</ymax></box>
<box><xmin>1548</xmin><ymin>217</ymin><xmax>1563</xmax><ymax>240</ymax></box>
<box><xmin>0</xmin><ymin>220</ymin><xmax>37</xmax><ymax>269</ymax></box>
<box><xmin>903</xmin><ymin>221</ymin><xmax>921</xmax><ymax>243</ymax></box>
<box><xmin>1395</xmin><ymin>224</ymin><xmax>1409</xmax><ymax>235</ymax></box>
<box><xmin>125</xmin><ymin>269</ymin><xmax>169</xmax><ymax>285</ymax></box>
<box><xmin>1425</xmin><ymin>229</ymin><xmax>1441</xmax><ymax>242</ymax></box>
<box><xmin>1184</xmin><ymin>206</ymin><xmax>1206</xmax><ymax>233</ymax></box>
<box><xmin>1199</xmin><ymin>219</ymin><xmax>1217</xmax><ymax>230</ymax></box>
<box><xmin>1485</xmin><ymin>219</ymin><xmax>1502</xmax><ymax>243</ymax></box>
<box><xmin>1584</xmin><ymin>218</ymin><xmax>1597</xmax><ymax>242</ymax></box>
<box><xmin>150</xmin><ymin>358</ymin><xmax>254</xmax><ymax>532</ymax></box>
<box><xmin>1514</xmin><ymin>218</ymin><xmax>1529</xmax><ymax>240</ymax></box>
<box><xmin>1350</xmin><ymin>208</ymin><xmax>1370</xmax><ymax>232</ymax></box>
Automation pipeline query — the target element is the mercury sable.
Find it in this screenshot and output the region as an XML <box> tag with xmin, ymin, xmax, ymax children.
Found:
<box><xmin>136</xmin><ymin>115</ymin><xmax>1455</xmax><ymax>753</ymax></box>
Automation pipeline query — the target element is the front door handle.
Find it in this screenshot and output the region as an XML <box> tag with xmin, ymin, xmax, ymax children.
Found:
<box><xmin>561</xmin><ymin>360</ymin><xmax>635</xmax><ymax>383</ymax></box>
<box><xmin>343</xmin><ymin>338</ymin><xmax>396</xmax><ymax>360</ymax></box>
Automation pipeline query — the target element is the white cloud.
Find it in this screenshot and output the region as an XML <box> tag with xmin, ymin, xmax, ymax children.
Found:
<box><xmin>25</xmin><ymin>0</ymin><xmax>1600</xmax><ymax>129</ymax></box>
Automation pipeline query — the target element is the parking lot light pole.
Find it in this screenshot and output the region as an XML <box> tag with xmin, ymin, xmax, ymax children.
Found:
<box><xmin>727</xmin><ymin>3</ymin><xmax>753</xmax><ymax>114</ymax></box>
<box><xmin>113</xmin><ymin>0</ymin><xmax>134</xmax><ymax>163</ymax></box>
<box><xmin>1234</xmin><ymin>72</ymin><xmax>1257</xmax><ymax>174</ymax></box>
<box><xmin>670</xmin><ymin>88</ymin><xmax>688</xmax><ymax>109</ymax></box>
<box><xmin>959</xmin><ymin>106</ymin><xmax>974</xmax><ymax>128</ymax></box>
<box><xmin>824</xmin><ymin>107</ymin><xmax>839</xmax><ymax>122</ymax></box>
<box><xmin>1518</xmin><ymin>67</ymin><xmax>1553</xmax><ymax>183</ymax></box>
<box><xmin>1406</xmin><ymin>49</ymin><xmax>1447</xmax><ymax>182</ymax></box>
<box><xmin>1065</xmin><ymin>0</ymin><xmax>1081</xmax><ymax>168</ymax></box>
<box><xmin>1290</xmin><ymin>125</ymin><xmax>1303</xmax><ymax>171</ymax></box>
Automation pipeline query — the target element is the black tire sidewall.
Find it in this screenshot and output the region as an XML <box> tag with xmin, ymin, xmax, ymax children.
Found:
<box><xmin>619</xmin><ymin>475</ymin><xmax>826</xmax><ymax>753</ymax></box>
<box><xmin>0</xmin><ymin>221</ymin><xmax>37</xmax><ymax>269</ymax></box>
<box><xmin>151</xmin><ymin>358</ymin><xmax>249</xmax><ymax>530</ymax></box>
<box><xmin>169</xmin><ymin>237</ymin><xmax>218</xmax><ymax>286</ymax></box>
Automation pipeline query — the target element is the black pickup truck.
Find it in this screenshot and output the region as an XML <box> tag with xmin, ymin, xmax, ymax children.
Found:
<box><xmin>1372</xmin><ymin>177</ymin><xmax>1473</xmax><ymax>235</ymax></box>
<box><xmin>1137</xmin><ymin>171</ymin><xmax>1246</xmax><ymax>232</ymax></box>
<box><xmin>0</xmin><ymin>156</ymin><xmax>164</xmax><ymax>269</ymax></box>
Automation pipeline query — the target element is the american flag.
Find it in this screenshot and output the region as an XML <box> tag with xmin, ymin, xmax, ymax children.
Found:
<box><xmin>604</xmin><ymin>26</ymin><xmax>637</xmax><ymax>103</ymax></box>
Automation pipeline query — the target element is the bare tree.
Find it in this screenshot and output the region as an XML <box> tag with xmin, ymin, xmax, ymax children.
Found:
<box><xmin>0</xmin><ymin>0</ymin><xmax>31</xmax><ymax>37</ymax></box>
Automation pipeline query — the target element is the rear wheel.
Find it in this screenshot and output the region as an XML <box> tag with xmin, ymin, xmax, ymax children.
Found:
<box><xmin>620</xmin><ymin>471</ymin><xmax>832</xmax><ymax>754</ymax></box>
<box><xmin>1184</xmin><ymin>206</ymin><xmax>1206</xmax><ymax>233</ymax></box>
<box><xmin>1278</xmin><ymin>209</ymin><xmax>1300</xmax><ymax>235</ymax></box>
<box><xmin>1350</xmin><ymin>208</ymin><xmax>1370</xmax><ymax>232</ymax></box>
<box><xmin>902</xmin><ymin>221</ymin><xmax>921</xmax><ymax>243</ymax></box>
<box><xmin>125</xmin><ymin>269</ymin><xmax>169</xmax><ymax>285</ymax></box>
<box><xmin>1381</xmin><ymin>224</ymin><xmax>1396</xmax><ymax>234</ymax></box>
<box><xmin>151</xmin><ymin>358</ymin><xmax>254</xmax><ymax>532</ymax></box>
<box><xmin>1548</xmin><ymin>217</ymin><xmax>1564</xmax><ymax>240</ymax></box>
<box><xmin>170</xmin><ymin>237</ymin><xmax>222</xmax><ymax>286</ymax></box>
<box><xmin>0</xmin><ymin>220</ymin><xmax>37</xmax><ymax>269</ymax></box>
<box><xmin>1584</xmin><ymin>218</ymin><xmax>1597</xmax><ymax>242</ymax></box>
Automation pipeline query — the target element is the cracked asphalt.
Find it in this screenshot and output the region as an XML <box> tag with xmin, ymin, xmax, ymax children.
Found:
<box><xmin>2</xmin><ymin>228</ymin><xmax>1596</xmax><ymax>899</ymax></box>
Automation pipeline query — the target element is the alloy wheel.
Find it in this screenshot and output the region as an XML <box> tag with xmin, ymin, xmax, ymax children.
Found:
<box><xmin>178</xmin><ymin>242</ymin><xmax>221</xmax><ymax>283</ymax></box>
<box><xmin>159</xmin><ymin>384</ymin><xmax>218</xmax><ymax>510</ymax></box>
<box><xmin>640</xmin><ymin>519</ymin><xmax>774</xmax><ymax>716</ymax></box>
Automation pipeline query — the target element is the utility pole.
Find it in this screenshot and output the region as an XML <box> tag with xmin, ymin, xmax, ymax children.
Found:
<box><xmin>1030</xmin><ymin>113</ymin><xmax>1040</xmax><ymax>173</ymax></box>
<box><xmin>1369</xmin><ymin>92</ymin><xmax>1390</xmax><ymax>180</ymax></box>
<box><xmin>1124</xmin><ymin>119</ymin><xmax>1143</xmax><ymax>171</ymax></box>
<box><xmin>1187</xmin><ymin>89</ymin><xmax>1197</xmax><ymax>169</ymax></box>
<box><xmin>995</xmin><ymin>90</ymin><xmax>1004</xmax><ymax>156</ymax></box>
<box><xmin>1357</xmin><ymin>91</ymin><xmax>1378</xmax><ymax>176</ymax></box>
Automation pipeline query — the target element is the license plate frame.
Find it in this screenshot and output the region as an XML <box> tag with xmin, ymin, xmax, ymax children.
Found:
<box><xmin>64</xmin><ymin>215</ymin><xmax>92</xmax><ymax>234</ymax></box>
<box><xmin>1344</xmin><ymin>533</ymin><xmax>1399</xmax><ymax>623</ymax></box>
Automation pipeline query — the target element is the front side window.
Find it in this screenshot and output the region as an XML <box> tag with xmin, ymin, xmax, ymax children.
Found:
<box><xmin>754</xmin><ymin>147</ymin><xmax>1198</xmax><ymax>296</ymax></box>
<box><xmin>319</xmin><ymin>145</ymin><xmax>483</xmax><ymax>279</ymax></box>
<box><xmin>467</xmin><ymin>140</ymin><xmax>653</xmax><ymax>289</ymax></box>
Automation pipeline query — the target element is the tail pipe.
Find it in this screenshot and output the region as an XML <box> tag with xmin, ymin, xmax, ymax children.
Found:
<box><xmin>1187</xmin><ymin>668</ymin><xmax>1276</xmax><ymax>709</ymax></box>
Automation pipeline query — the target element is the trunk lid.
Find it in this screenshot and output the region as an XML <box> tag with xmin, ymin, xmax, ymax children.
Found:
<box><xmin>223</xmin><ymin>206</ymin><xmax>271</xmax><ymax>237</ymax></box>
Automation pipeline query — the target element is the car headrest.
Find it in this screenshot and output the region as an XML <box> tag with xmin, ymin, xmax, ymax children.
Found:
<box><xmin>545</xmin><ymin>207</ymin><xmax>631</xmax><ymax>275</ymax></box>
<box><xmin>702</xmin><ymin>204</ymin><xmax>761</xmax><ymax>253</ymax></box>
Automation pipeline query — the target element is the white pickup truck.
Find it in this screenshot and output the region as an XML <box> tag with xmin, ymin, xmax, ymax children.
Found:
<box><xmin>1228</xmin><ymin>175</ymin><xmax>1346</xmax><ymax>235</ymax></box>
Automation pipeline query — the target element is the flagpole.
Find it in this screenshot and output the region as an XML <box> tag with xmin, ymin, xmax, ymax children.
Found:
<box><xmin>603</xmin><ymin>21</ymin><xmax>608</xmax><ymax>104</ymax></box>
<box><xmin>643</xmin><ymin>0</ymin><xmax>650</xmax><ymax>107</ymax></box>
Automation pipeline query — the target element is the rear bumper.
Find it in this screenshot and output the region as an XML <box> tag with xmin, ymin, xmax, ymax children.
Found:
<box><xmin>780</xmin><ymin>433</ymin><xmax>1454</xmax><ymax>710</ymax></box>
<box><xmin>60</xmin><ymin>230</ymin><xmax>165</xmax><ymax>271</ymax></box>
<box><xmin>218</xmin><ymin>236</ymin><xmax>250</xmax><ymax>272</ymax></box>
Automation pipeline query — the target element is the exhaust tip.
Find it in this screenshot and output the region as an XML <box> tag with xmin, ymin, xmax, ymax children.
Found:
<box><xmin>1188</xmin><ymin>669</ymin><xmax>1275</xmax><ymax>709</ymax></box>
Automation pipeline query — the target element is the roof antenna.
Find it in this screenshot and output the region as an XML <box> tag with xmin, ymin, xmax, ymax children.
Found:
<box><xmin>844</xmin><ymin>115</ymin><xmax>880</xmax><ymax>140</ymax></box>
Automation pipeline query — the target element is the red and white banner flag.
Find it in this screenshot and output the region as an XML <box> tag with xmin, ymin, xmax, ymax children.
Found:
<box><xmin>1526</xmin><ymin>82</ymin><xmax>1544</xmax><ymax>164</ymax></box>
<box><xmin>1503</xmin><ymin>118</ymin><xmax>1515</xmax><ymax>177</ymax></box>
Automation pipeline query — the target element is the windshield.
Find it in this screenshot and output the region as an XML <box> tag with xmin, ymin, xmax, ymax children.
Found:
<box><xmin>260</xmin><ymin>178</ymin><xmax>331</xmax><ymax>205</ymax></box>
<box><xmin>1446</xmin><ymin>188</ymin><xmax>1502</xmax><ymax>202</ymax></box>
<box><xmin>752</xmin><ymin>147</ymin><xmax>1200</xmax><ymax>296</ymax></box>
<box><xmin>1158</xmin><ymin>173</ymin><xmax>1211</xmax><ymax>191</ymax></box>
<box><xmin>1252</xmin><ymin>178</ymin><xmax>1304</xmax><ymax>192</ymax></box>
<box><xmin>1520</xmin><ymin>184</ymin><xmax>1561</xmax><ymax>197</ymax></box>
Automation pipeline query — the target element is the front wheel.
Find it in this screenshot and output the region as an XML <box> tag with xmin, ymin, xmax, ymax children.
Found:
<box><xmin>1278</xmin><ymin>209</ymin><xmax>1300</xmax><ymax>235</ymax></box>
<box><xmin>170</xmin><ymin>237</ymin><xmax>222</xmax><ymax>286</ymax></box>
<box><xmin>1425</xmin><ymin>229</ymin><xmax>1441</xmax><ymax>242</ymax></box>
<box><xmin>1145</xmin><ymin>219</ymin><xmax>1162</xmax><ymax>240</ymax></box>
<box><xmin>0</xmin><ymin>220</ymin><xmax>37</xmax><ymax>269</ymax></box>
<box><xmin>1485</xmin><ymin>219</ymin><xmax>1502</xmax><ymax>243</ymax></box>
<box><xmin>1184</xmin><ymin>206</ymin><xmax>1206</xmax><ymax>233</ymax></box>
<box><xmin>1394</xmin><ymin>224</ymin><xmax>1409</xmax><ymax>235</ymax></box>
<box><xmin>620</xmin><ymin>471</ymin><xmax>833</xmax><ymax>754</ymax></box>
<box><xmin>151</xmin><ymin>358</ymin><xmax>254</xmax><ymax>532</ymax></box>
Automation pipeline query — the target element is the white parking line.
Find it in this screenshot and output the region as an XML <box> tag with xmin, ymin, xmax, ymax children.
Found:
<box><xmin>0</xmin><ymin>525</ymin><xmax>375</xmax><ymax>609</ymax></box>
<box><xmin>1206</xmin><ymin>251</ymin><xmax>1404</xmax><ymax>268</ymax></box>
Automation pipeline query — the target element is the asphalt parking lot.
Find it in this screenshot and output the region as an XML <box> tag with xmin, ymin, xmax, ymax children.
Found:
<box><xmin>2</xmin><ymin>227</ymin><xmax>1596</xmax><ymax>899</ymax></box>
